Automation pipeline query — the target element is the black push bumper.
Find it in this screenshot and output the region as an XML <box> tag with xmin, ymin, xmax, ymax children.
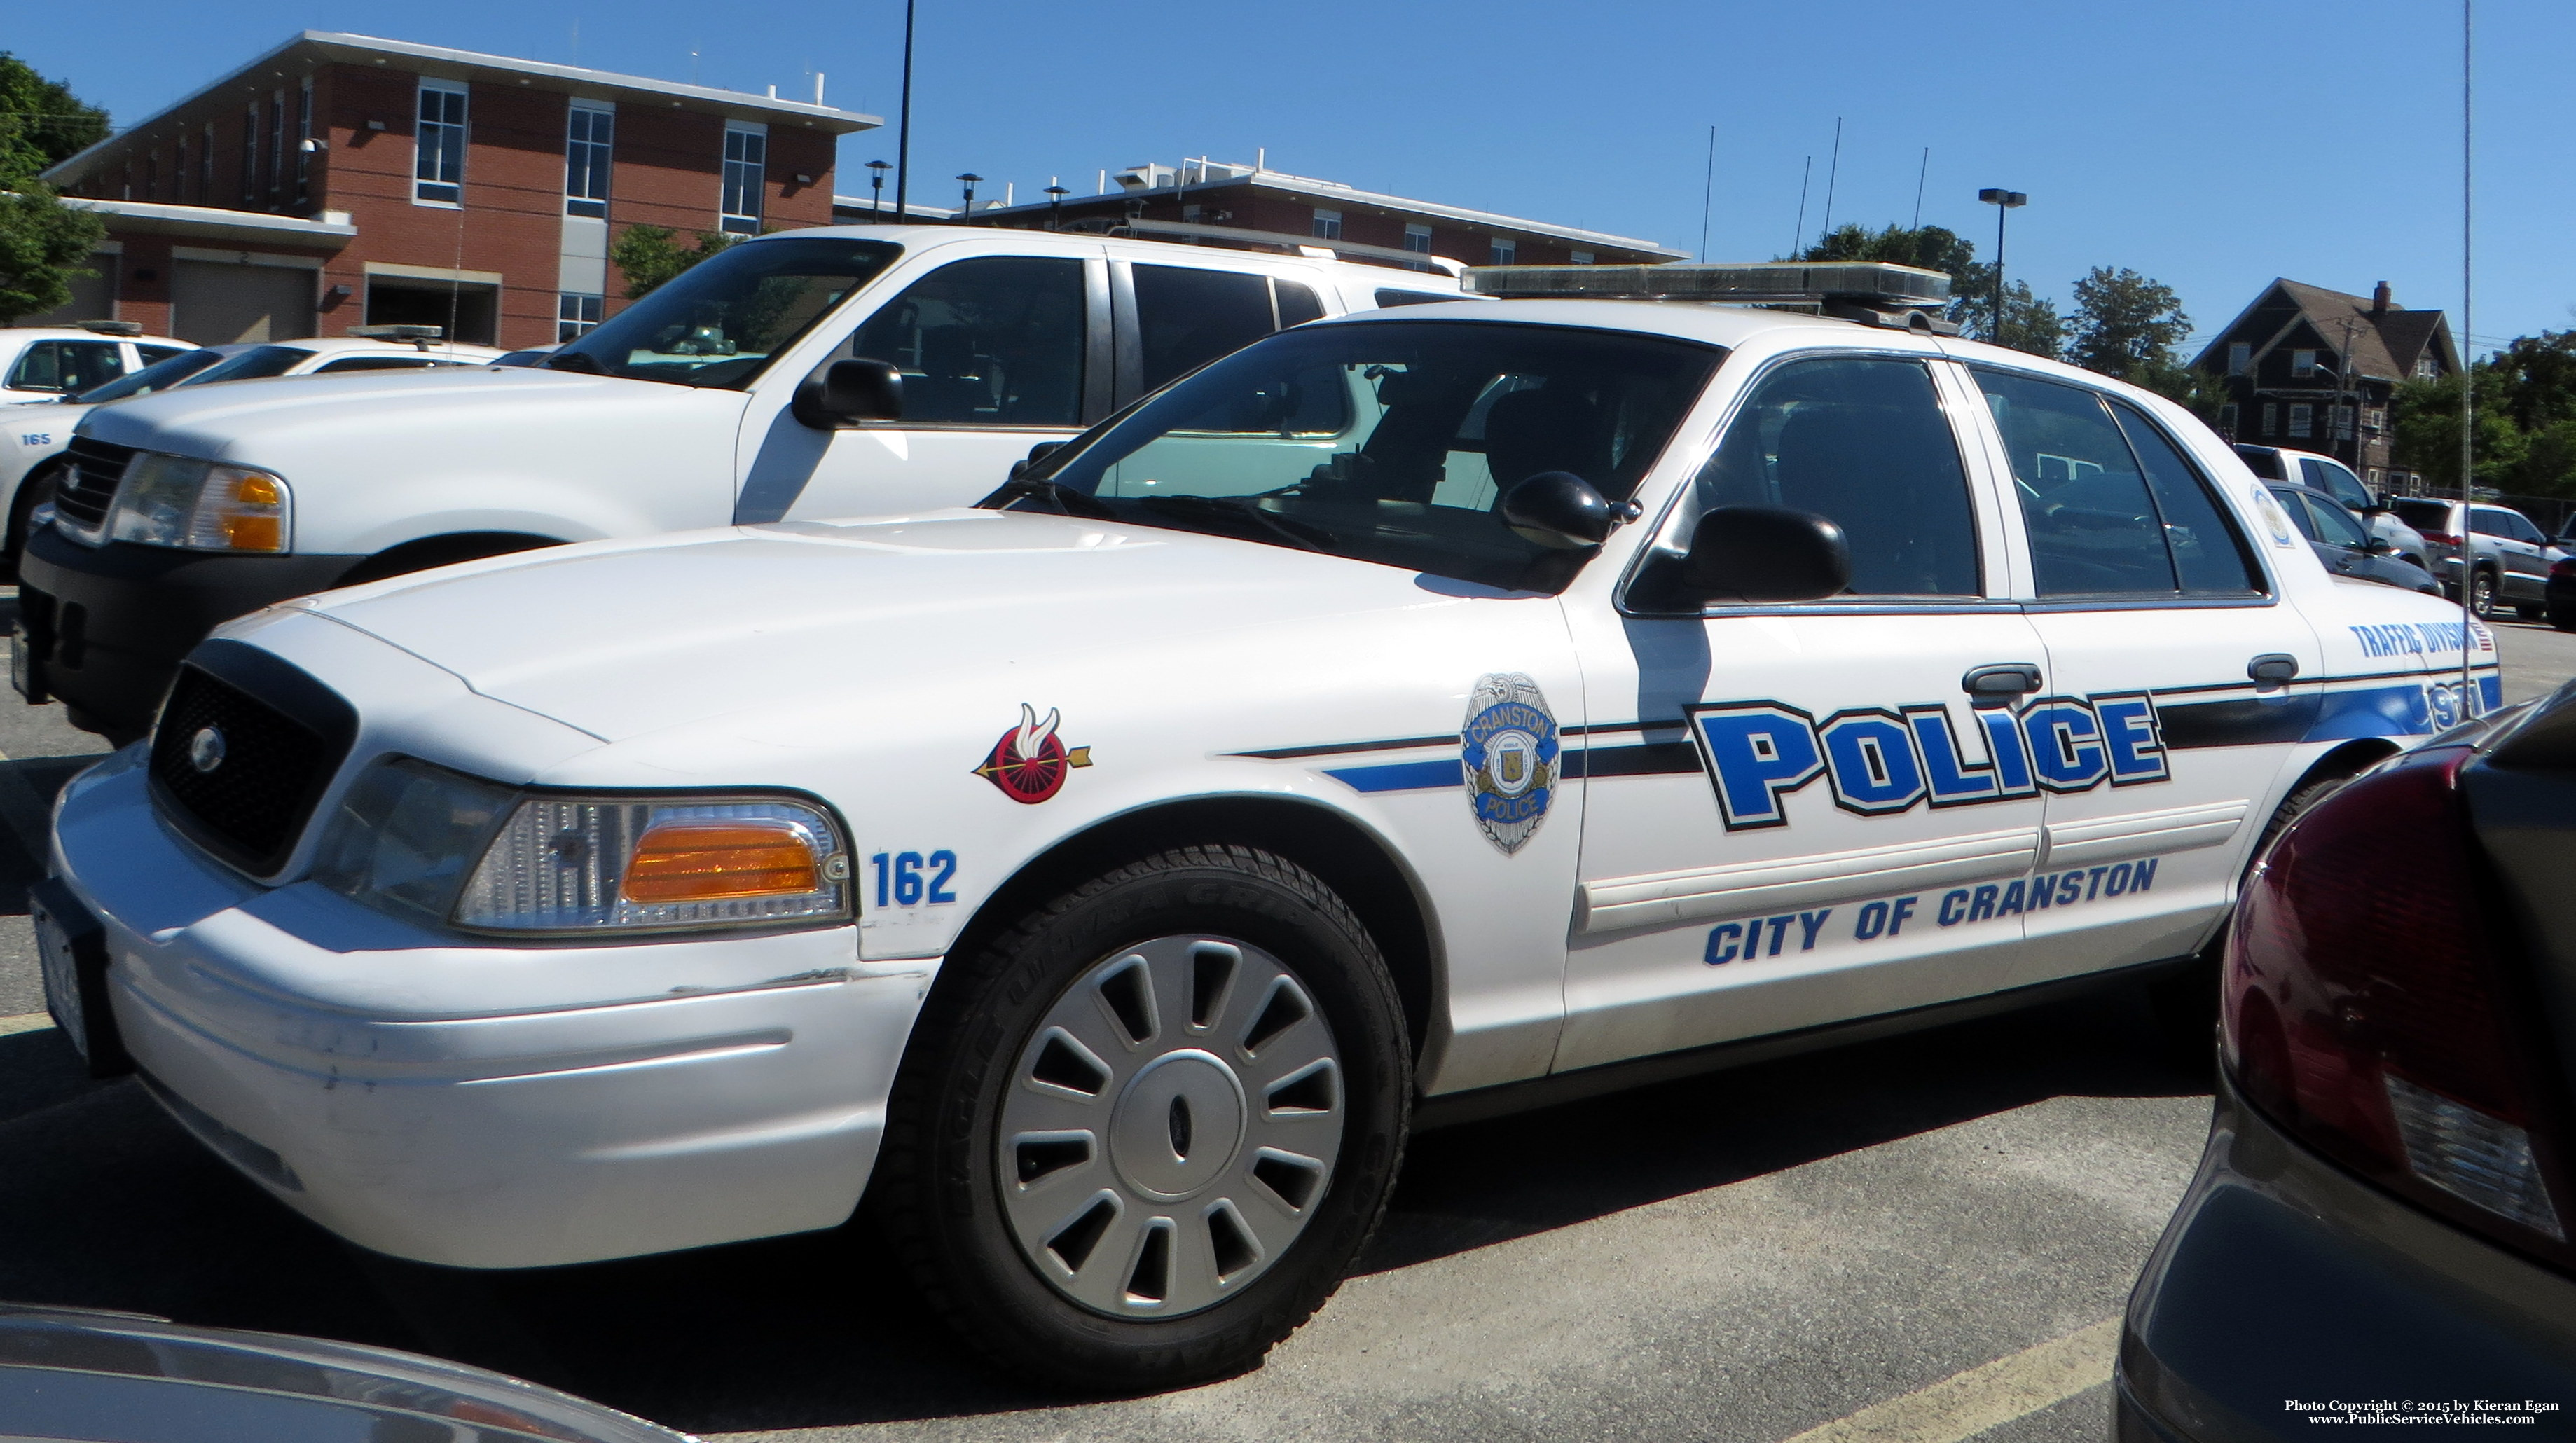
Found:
<box><xmin>16</xmin><ymin>525</ymin><xmax>357</xmax><ymax>738</ymax></box>
<box><xmin>2116</xmin><ymin>1072</ymin><xmax>2576</xmax><ymax>1442</ymax></box>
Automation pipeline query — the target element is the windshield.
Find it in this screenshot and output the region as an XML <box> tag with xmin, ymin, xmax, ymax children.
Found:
<box><xmin>546</xmin><ymin>236</ymin><xmax>900</xmax><ymax>389</ymax></box>
<box><xmin>1021</xmin><ymin>320</ymin><xmax>1721</xmax><ymax>593</ymax></box>
<box><xmin>71</xmin><ymin>347</ymin><xmax>230</xmax><ymax>403</ymax></box>
<box><xmin>182</xmin><ymin>345</ymin><xmax>319</xmax><ymax>385</ymax></box>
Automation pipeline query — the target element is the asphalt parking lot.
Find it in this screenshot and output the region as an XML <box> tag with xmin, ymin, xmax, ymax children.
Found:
<box><xmin>5</xmin><ymin>609</ymin><xmax>2571</xmax><ymax>1443</ymax></box>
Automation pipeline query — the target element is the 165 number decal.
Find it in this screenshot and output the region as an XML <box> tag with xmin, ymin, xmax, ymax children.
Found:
<box><xmin>869</xmin><ymin>850</ymin><xmax>957</xmax><ymax>908</ymax></box>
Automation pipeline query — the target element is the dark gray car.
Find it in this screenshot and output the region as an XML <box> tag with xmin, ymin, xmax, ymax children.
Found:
<box><xmin>2388</xmin><ymin>497</ymin><xmax>2557</xmax><ymax>620</ymax></box>
<box><xmin>2264</xmin><ymin>483</ymin><xmax>2439</xmax><ymax>593</ymax></box>
<box><xmin>2116</xmin><ymin>693</ymin><xmax>2576</xmax><ymax>1441</ymax></box>
<box><xmin>0</xmin><ymin>1301</ymin><xmax>691</xmax><ymax>1442</ymax></box>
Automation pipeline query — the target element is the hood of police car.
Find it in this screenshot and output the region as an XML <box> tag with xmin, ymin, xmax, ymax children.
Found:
<box><xmin>291</xmin><ymin>509</ymin><xmax>1493</xmax><ymax>743</ymax></box>
<box><xmin>78</xmin><ymin>365</ymin><xmax>738</xmax><ymax>465</ymax></box>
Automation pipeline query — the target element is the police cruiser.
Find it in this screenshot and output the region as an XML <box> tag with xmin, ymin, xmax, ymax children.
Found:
<box><xmin>37</xmin><ymin>263</ymin><xmax>2495</xmax><ymax>1391</ymax></box>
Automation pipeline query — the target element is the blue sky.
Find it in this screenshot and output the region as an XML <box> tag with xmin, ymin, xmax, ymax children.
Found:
<box><xmin>15</xmin><ymin>1</ymin><xmax>2569</xmax><ymax>359</ymax></box>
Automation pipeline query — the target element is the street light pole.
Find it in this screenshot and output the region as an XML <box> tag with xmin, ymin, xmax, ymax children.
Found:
<box><xmin>894</xmin><ymin>0</ymin><xmax>915</xmax><ymax>220</ymax></box>
<box><xmin>1978</xmin><ymin>188</ymin><xmax>2027</xmax><ymax>346</ymax></box>
<box><xmin>957</xmin><ymin>172</ymin><xmax>982</xmax><ymax>221</ymax></box>
<box><xmin>866</xmin><ymin>159</ymin><xmax>890</xmax><ymax>216</ymax></box>
<box><xmin>1044</xmin><ymin>182</ymin><xmax>1069</xmax><ymax>230</ymax></box>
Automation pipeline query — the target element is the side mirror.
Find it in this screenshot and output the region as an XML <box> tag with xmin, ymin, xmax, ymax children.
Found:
<box><xmin>792</xmin><ymin>358</ymin><xmax>904</xmax><ymax>429</ymax></box>
<box><xmin>2366</xmin><ymin>537</ymin><xmax>2395</xmax><ymax>555</ymax></box>
<box><xmin>1678</xmin><ymin>506</ymin><xmax>1852</xmax><ymax>603</ymax></box>
<box><xmin>1009</xmin><ymin>441</ymin><xmax>1064</xmax><ymax>481</ymax></box>
<box><xmin>1499</xmin><ymin>471</ymin><xmax>1616</xmax><ymax>550</ymax></box>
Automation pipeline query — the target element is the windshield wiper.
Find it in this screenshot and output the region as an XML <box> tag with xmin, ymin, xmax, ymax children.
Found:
<box><xmin>1135</xmin><ymin>494</ymin><xmax>1335</xmax><ymax>553</ymax></box>
<box><xmin>984</xmin><ymin>474</ymin><xmax>1117</xmax><ymax>518</ymax></box>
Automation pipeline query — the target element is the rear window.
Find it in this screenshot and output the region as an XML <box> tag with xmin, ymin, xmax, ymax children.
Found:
<box><xmin>71</xmin><ymin>347</ymin><xmax>229</xmax><ymax>403</ymax></box>
<box><xmin>186</xmin><ymin>346</ymin><xmax>318</xmax><ymax>384</ymax></box>
<box><xmin>2390</xmin><ymin>499</ymin><xmax>2451</xmax><ymax>533</ymax></box>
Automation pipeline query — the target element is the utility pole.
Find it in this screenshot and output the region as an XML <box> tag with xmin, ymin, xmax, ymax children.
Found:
<box><xmin>1978</xmin><ymin>188</ymin><xmax>2027</xmax><ymax>345</ymax></box>
<box><xmin>894</xmin><ymin>0</ymin><xmax>916</xmax><ymax>220</ymax></box>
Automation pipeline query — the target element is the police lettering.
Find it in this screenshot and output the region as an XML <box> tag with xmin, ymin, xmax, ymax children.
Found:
<box><xmin>1691</xmin><ymin>692</ymin><xmax>2169</xmax><ymax>831</ymax></box>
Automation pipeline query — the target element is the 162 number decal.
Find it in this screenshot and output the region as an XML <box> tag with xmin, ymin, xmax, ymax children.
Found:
<box><xmin>869</xmin><ymin>850</ymin><xmax>957</xmax><ymax>908</ymax></box>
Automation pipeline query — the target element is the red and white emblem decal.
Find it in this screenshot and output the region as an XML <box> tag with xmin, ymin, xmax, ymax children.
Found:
<box><xmin>974</xmin><ymin>703</ymin><xmax>1094</xmax><ymax>804</ymax></box>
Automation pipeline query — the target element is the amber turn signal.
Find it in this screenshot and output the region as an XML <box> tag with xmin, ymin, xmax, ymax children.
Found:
<box><xmin>621</xmin><ymin>820</ymin><xmax>821</xmax><ymax>902</ymax></box>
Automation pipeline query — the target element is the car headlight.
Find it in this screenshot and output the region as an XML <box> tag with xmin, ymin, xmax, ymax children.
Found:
<box><xmin>108</xmin><ymin>453</ymin><xmax>291</xmax><ymax>552</ymax></box>
<box><xmin>312</xmin><ymin>757</ymin><xmax>853</xmax><ymax>936</ymax></box>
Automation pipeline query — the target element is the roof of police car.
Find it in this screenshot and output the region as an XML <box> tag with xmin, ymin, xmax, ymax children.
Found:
<box><xmin>1316</xmin><ymin>296</ymin><xmax>1927</xmax><ymax>350</ymax></box>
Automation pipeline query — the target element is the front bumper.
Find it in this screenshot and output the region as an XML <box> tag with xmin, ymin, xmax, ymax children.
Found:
<box><xmin>53</xmin><ymin>750</ymin><xmax>937</xmax><ymax>1269</ymax></box>
<box><xmin>17</xmin><ymin>524</ymin><xmax>358</xmax><ymax>735</ymax></box>
<box><xmin>2116</xmin><ymin>1071</ymin><xmax>2576</xmax><ymax>1442</ymax></box>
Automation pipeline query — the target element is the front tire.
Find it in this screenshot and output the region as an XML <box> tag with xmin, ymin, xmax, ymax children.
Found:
<box><xmin>876</xmin><ymin>845</ymin><xmax>1410</xmax><ymax>1393</ymax></box>
<box><xmin>2468</xmin><ymin>570</ymin><xmax>2499</xmax><ymax>620</ymax></box>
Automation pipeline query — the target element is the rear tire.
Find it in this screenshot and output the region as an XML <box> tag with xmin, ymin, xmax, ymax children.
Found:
<box><xmin>2468</xmin><ymin>570</ymin><xmax>2498</xmax><ymax>620</ymax></box>
<box><xmin>874</xmin><ymin>844</ymin><xmax>1410</xmax><ymax>1393</ymax></box>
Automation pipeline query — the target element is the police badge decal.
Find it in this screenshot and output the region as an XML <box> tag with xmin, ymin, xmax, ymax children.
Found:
<box><xmin>1461</xmin><ymin>673</ymin><xmax>1560</xmax><ymax>855</ymax></box>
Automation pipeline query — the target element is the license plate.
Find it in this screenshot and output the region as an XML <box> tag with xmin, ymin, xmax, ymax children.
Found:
<box><xmin>34</xmin><ymin>899</ymin><xmax>88</xmax><ymax>1061</ymax></box>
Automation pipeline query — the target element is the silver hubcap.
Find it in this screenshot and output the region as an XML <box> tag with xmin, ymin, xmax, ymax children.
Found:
<box><xmin>998</xmin><ymin>936</ymin><xmax>1344</xmax><ymax>1318</ymax></box>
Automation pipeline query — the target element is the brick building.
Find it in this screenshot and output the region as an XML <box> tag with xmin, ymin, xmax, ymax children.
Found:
<box><xmin>963</xmin><ymin>158</ymin><xmax>1685</xmax><ymax>270</ymax></box>
<box><xmin>35</xmin><ymin>32</ymin><xmax>878</xmax><ymax>348</ymax></box>
<box><xmin>2191</xmin><ymin>278</ymin><xmax>2460</xmax><ymax>493</ymax></box>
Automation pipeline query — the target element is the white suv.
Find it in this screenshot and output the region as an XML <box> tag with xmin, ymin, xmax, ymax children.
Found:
<box><xmin>18</xmin><ymin>228</ymin><xmax>1463</xmax><ymax>737</ymax></box>
<box><xmin>1</xmin><ymin>334</ymin><xmax>504</xmax><ymax>572</ymax></box>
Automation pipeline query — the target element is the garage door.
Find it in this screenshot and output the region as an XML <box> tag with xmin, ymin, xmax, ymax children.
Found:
<box><xmin>22</xmin><ymin>261</ymin><xmax>114</xmax><ymax>328</ymax></box>
<box><xmin>170</xmin><ymin>261</ymin><xmax>314</xmax><ymax>344</ymax></box>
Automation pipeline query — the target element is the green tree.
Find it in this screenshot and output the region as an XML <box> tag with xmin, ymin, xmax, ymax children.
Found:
<box><xmin>2480</xmin><ymin>330</ymin><xmax>2576</xmax><ymax>434</ymax></box>
<box><xmin>2065</xmin><ymin>266</ymin><xmax>2191</xmax><ymax>381</ymax></box>
<box><xmin>2130</xmin><ymin>359</ymin><xmax>2231</xmax><ymax>425</ymax></box>
<box><xmin>609</xmin><ymin>224</ymin><xmax>740</xmax><ymax>299</ymax></box>
<box><xmin>0</xmin><ymin>53</ymin><xmax>109</xmax><ymax>185</ymax></box>
<box><xmin>1949</xmin><ymin>266</ymin><xmax>2065</xmax><ymax>357</ymax></box>
<box><xmin>2392</xmin><ymin>370</ymin><xmax>2526</xmax><ymax>497</ymax></box>
<box><xmin>0</xmin><ymin>54</ymin><xmax>109</xmax><ymax>324</ymax></box>
<box><xmin>1796</xmin><ymin>222</ymin><xmax>1976</xmax><ymax>287</ymax></box>
<box><xmin>0</xmin><ymin>183</ymin><xmax>105</xmax><ymax>323</ymax></box>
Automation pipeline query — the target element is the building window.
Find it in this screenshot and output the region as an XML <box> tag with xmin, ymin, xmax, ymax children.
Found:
<box><xmin>2367</xmin><ymin>468</ymin><xmax>2384</xmax><ymax>486</ymax></box>
<box><xmin>1403</xmin><ymin>223</ymin><xmax>1431</xmax><ymax>255</ymax></box>
<box><xmin>2334</xmin><ymin>404</ymin><xmax>2355</xmax><ymax>440</ymax></box>
<box><xmin>720</xmin><ymin>121</ymin><xmax>766</xmax><ymax>234</ymax></box>
<box><xmin>558</xmin><ymin>293</ymin><xmax>604</xmax><ymax>341</ymax></box>
<box><xmin>1571</xmin><ymin>249</ymin><xmax>1594</xmax><ymax>265</ymax></box>
<box><xmin>174</xmin><ymin>134</ymin><xmax>187</xmax><ymax>200</ymax></box>
<box><xmin>2261</xmin><ymin>402</ymin><xmax>2278</xmax><ymax>437</ymax></box>
<box><xmin>565</xmin><ymin>100</ymin><xmax>612</xmax><ymax>217</ymax></box>
<box><xmin>2217</xmin><ymin>402</ymin><xmax>2238</xmax><ymax>437</ymax></box>
<box><xmin>2364</xmin><ymin>406</ymin><xmax>2386</xmax><ymax>433</ymax></box>
<box><xmin>415</xmin><ymin>78</ymin><xmax>468</xmax><ymax>205</ymax></box>
<box><xmin>2416</xmin><ymin>355</ymin><xmax>2441</xmax><ymax>379</ymax></box>
<box><xmin>145</xmin><ymin>148</ymin><xmax>158</xmax><ymax>199</ymax></box>
<box><xmin>2289</xmin><ymin>403</ymin><xmax>2313</xmax><ymax>439</ymax></box>
<box><xmin>1489</xmin><ymin>237</ymin><xmax>1516</xmax><ymax>265</ymax></box>
<box><xmin>296</xmin><ymin>76</ymin><xmax>313</xmax><ymax>206</ymax></box>
<box><xmin>202</xmin><ymin>122</ymin><xmax>215</xmax><ymax>199</ymax></box>
<box><xmin>269</xmin><ymin>88</ymin><xmax>287</xmax><ymax>195</ymax></box>
<box><xmin>2292</xmin><ymin>350</ymin><xmax>2317</xmax><ymax>378</ymax></box>
<box><xmin>1309</xmin><ymin>208</ymin><xmax>1342</xmax><ymax>241</ymax></box>
<box><xmin>242</xmin><ymin>103</ymin><xmax>260</xmax><ymax>200</ymax></box>
<box><xmin>2226</xmin><ymin>342</ymin><xmax>2250</xmax><ymax>375</ymax></box>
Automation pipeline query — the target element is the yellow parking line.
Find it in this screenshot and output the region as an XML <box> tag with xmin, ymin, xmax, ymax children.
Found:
<box><xmin>1778</xmin><ymin>1318</ymin><xmax>2121</xmax><ymax>1443</ymax></box>
<box><xmin>1</xmin><ymin>1012</ymin><xmax>57</xmax><ymax>1036</ymax></box>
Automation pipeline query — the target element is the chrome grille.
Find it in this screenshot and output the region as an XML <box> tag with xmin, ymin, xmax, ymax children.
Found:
<box><xmin>52</xmin><ymin>436</ymin><xmax>135</xmax><ymax>541</ymax></box>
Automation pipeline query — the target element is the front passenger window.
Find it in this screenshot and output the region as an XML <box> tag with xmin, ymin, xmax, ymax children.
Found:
<box><xmin>1690</xmin><ymin>356</ymin><xmax>1980</xmax><ymax>596</ymax></box>
<box><xmin>850</xmin><ymin>256</ymin><xmax>1087</xmax><ymax>426</ymax></box>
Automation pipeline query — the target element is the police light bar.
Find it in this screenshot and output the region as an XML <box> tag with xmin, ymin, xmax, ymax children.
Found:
<box><xmin>349</xmin><ymin>324</ymin><xmax>446</xmax><ymax>350</ymax></box>
<box><xmin>76</xmin><ymin>319</ymin><xmax>142</xmax><ymax>336</ymax></box>
<box><xmin>1463</xmin><ymin>262</ymin><xmax>1959</xmax><ymax>334</ymax></box>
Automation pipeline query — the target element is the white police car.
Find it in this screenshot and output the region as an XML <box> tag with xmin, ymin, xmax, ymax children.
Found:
<box><xmin>39</xmin><ymin>263</ymin><xmax>2494</xmax><ymax>1391</ymax></box>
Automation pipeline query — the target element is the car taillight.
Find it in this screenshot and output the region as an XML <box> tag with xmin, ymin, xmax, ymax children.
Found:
<box><xmin>2552</xmin><ymin>557</ymin><xmax>2576</xmax><ymax>579</ymax></box>
<box><xmin>2425</xmin><ymin>531</ymin><xmax>2463</xmax><ymax>546</ymax></box>
<box><xmin>2224</xmin><ymin>747</ymin><xmax>2575</xmax><ymax>1262</ymax></box>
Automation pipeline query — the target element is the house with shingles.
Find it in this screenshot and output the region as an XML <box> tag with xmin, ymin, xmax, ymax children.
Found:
<box><xmin>2191</xmin><ymin>279</ymin><xmax>2459</xmax><ymax>494</ymax></box>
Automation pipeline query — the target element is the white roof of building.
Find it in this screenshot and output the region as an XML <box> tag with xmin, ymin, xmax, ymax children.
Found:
<box><xmin>44</xmin><ymin>31</ymin><xmax>880</xmax><ymax>188</ymax></box>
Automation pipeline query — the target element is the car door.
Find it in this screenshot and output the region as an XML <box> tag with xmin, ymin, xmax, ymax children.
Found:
<box><xmin>739</xmin><ymin>247</ymin><xmax>1110</xmax><ymax>524</ymax></box>
<box><xmin>1557</xmin><ymin>350</ymin><xmax>2051</xmax><ymax>1072</ymax></box>
<box><xmin>2474</xmin><ymin>506</ymin><xmax>2549</xmax><ymax>602</ymax></box>
<box><xmin>1965</xmin><ymin>368</ymin><xmax>2320</xmax><ymax>983</ymax></box>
